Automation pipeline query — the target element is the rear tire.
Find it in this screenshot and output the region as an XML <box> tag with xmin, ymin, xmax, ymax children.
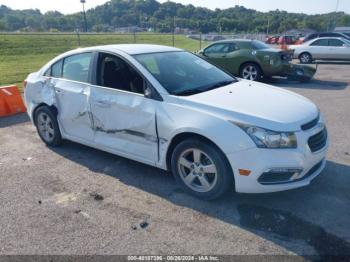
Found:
<box><xmin>171</xmin><ymin>138</ymin><xmax>233</xmax><ymax>200</ymax></box>
<box><xmin>34</xmin><ymin>106</ymin><xmax>62</xmax><ymax>147</ymax></box>
<box><xmin>299</xmin><ymin>53</ymin><xmax>312</xmax><ymax>64</ymax></box>
<box><xmin>239</xmin><ymin>63</ymin><xmax>262</xmax><ymax>81</ymax></box>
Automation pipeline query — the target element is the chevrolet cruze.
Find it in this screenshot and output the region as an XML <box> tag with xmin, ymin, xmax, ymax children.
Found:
<box><xmin>24</xmin><ymin>44</ymin><xmax>328</xmax><ymax>199</ymax></box>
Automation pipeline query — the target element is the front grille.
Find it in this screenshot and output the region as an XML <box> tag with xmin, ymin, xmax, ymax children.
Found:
<box><xmin>308</xmin><ymin>128</ymin><xmax>327</xmax><ymax>152</ymax></box>
<box><xmin>301</xmin><ymin>115</ymin><xmax>320</xmax><ymax>131</ymax></box>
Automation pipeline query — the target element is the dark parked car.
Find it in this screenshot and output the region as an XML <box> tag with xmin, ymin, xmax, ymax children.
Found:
<box><xmin>302</xmin><ymin>32</ymin><xmax>350</xmax><ymax>43</ymax></box>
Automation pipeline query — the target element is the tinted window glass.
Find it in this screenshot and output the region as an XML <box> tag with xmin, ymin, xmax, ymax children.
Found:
<box><xmin>51</xmin><ymin>60</ymin><xmax>63</xmax><ymax>78</ymax></box>
<box><xmin>44</xmin><ymin>68</ymin><xmax>51</xmax><ymax>77</ymax></box>
<box><xmin>252</xmin><ymin>40</ymin><xmax>270</xmax><ymax>49</ymax></box>
<box><xmin>62</xmin><ymin>53</ymin><xmax>92</xmax><ymax>83</ymax></box>
<box><xmin>205</xmin><ymin>43</ymin><xmax>234</xmax><ymax>54</ymax></box>
<box><xmin>134</xmin><ymin>51</ymin><xmax>236</xmax><ymax>96</ymax></box>
<box><xmin>311</xmin><ymin>39</ymin><xmax>329</xmax><ymax>46</ymax></box>
<box><xmin>227</xmin><ymin>43</ymin><xmax>237</xmax><ymax>52</ymax></box>
<box><xmin>329</xmin><ymin>39</ymin><xmax>344</xmax><ymax>47</ymax></box>
<box><xmin>97</xmin><ymin>53</ymin><xmax>144</xmax><ymax>94</ymax></box>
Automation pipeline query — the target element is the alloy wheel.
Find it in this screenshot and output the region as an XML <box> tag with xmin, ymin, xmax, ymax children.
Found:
<box><xmin>37</xmin><ymin>112</ymin><xmax>55</xmax><ymax>143</ymax></box>
<box><xmin>242</xmin><ymin>65</ymin><xmax>258</xmax><ymax>81</ymax></box>
<box><xmin>177</xmin><ymin>148</ymin><xmax>218</xmax><ymax>193</ymax></box>
<box><xmin>300</xmin><ymin>53</ymin><xmax>311</xmax><ymax>64</ymax></box>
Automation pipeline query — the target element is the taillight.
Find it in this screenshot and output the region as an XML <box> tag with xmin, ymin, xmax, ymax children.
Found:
<box><xmin>23</xmin><ymin>80</ymin><xmax>27</xmax><ymax>89</ymax></box>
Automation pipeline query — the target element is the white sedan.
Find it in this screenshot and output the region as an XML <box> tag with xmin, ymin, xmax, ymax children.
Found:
<box><xmin>24</xmin><ymin>44</ymin><xmax>328</xmax><ymax>199</ymax></box>
<box><xmin>290</xmin><ymin>37</ymin><xmax>350</xmax><ymax>63</ymax></box>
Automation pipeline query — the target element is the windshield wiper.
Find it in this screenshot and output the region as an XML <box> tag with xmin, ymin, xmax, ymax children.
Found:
<box><xmin>173</xmin><ymin>80</ymin><xmax>235</xmax><ymax>96</ymax></box>
<box><xmin>173</xmin><ymin>89</ymin><xmax>203</xmax><ymax>96</ymax></box>
<box><xmin>204</xmin><ymin>80</ymin><xmax>235</xmax><ymax>91</ymax></box>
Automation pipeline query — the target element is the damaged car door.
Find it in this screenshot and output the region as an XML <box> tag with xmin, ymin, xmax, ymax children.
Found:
<box><xmin>89</xmin><ymin>52</ymin><xmax>158</xmax><ymax>164</ymax></box>
<box><xmin>50</xmin><ymin>52</ymin><xmax>95</xmax><ymax>142</ymax></box>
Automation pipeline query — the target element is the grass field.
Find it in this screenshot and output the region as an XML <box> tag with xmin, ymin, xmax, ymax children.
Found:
<box><xmin>0</xmin><ymin>33</ymin><xmax>204</xmax><ymax>91</ymax></box>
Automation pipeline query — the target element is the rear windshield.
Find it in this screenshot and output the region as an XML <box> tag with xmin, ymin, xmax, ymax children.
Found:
<box><xmin>251</xmin><ymin>40</ymin><xmax>270</xmax><ymax>50</ymax></box>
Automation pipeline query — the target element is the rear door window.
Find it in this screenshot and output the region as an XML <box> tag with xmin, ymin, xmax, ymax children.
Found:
<box><xmin>205</xmin><ymin>43</ymin><xmax>234</xmax><ymax>54</ymax></box>
<box><xmin>62</xmin><ymin>53</ymin><xmax>92</xmax><ymax>83</ymax></box>
<box><xmin>51</xmin><ymin>60</ymin><xmax>63</xmax><ymax>78</ymax></box>
<box><xmin>311</xmin><ymin>39</ymin><xmax>329</xmax><ymax>46</ymax></box>
<box><xmin>328</xmin><ymin>39</ymin><xmax>344</xmax><ymax>47</ymax></box>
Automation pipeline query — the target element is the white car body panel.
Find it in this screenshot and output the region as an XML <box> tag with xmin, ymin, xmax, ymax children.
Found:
<box><xmin>24</xmin><ymin>44</ymin><xmax>328</xmax><ymax>194</ymax></box>
<box><xmin>181</xmin><ymin>80</ymin><xmax>318</xmax><ymax>132</ymax></box>
<box><xmin>89</xmin><ymin>86</ymin><xmax>158</xmax><ymax>163</ymax></box>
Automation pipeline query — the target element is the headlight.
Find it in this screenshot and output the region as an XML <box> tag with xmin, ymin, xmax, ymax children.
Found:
<box><xmin>238</xmin><ymin>125</ymin><xmax>297</xmax><ymax>149</ymax></box>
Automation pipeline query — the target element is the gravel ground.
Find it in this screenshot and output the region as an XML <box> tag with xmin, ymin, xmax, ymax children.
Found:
<box><xmin>0</xmin><ymin>62</ymin><xmax>350</xmax><ymax>257</ymax></box>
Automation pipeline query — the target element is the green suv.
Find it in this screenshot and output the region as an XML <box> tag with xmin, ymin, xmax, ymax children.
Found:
<box><xmin>197</xmin><ymin>39</ymin><xmax>316</xmax><ymax>82</ymax></box>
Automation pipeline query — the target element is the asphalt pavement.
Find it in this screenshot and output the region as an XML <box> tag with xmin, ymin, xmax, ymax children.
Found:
<box><xmin>0</xmin><ymin>62</ymin><xmax>349</xmax><ymax>257</ymax></box>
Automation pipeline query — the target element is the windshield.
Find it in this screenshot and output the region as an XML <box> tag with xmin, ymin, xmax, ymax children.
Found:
<box><xmin>134</xmin><ymin>51</ymin><xmax>236</xmax><ymax>96</ymax></box>
<box><xmin>251</xmin><ymin>40</ymin><xmax>270</xmax><ymax>50</ymax></box>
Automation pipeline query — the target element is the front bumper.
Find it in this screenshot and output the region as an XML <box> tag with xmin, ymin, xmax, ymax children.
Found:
<box><xmin>227</xmin><ymin>125</ymin><xmax>328</xmax><ymax>194</ymax></box>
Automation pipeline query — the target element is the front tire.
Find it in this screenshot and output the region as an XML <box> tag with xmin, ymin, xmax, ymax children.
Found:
<box><xmin>34</xmin><ymin>106</ymin><xmax>62</xmax><ymax>147</ymax></box>
<box><xmin>299</xmin><ymin>52</ymin><xmax>312</xmax><ymax>64</ymax></box>
<box><xmin>171</xmin><ymin>139</ymin><xmax>233</xmax><ymax>200</ymax></box>
<box><xmin>240</xmin><ymin>63</ymin><xmax>262</xmax><ymax>81</ymax></box>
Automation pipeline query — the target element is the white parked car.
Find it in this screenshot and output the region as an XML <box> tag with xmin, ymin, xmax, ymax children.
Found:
<box><xmin>290</xmin><ymin>37</ymin><xmax>350</xmax><ymax>63</ymax></box>
<box><xmin>24</xmin><ymin>44</ymin><xmax>328</xmax><ymax>199</ymax></box>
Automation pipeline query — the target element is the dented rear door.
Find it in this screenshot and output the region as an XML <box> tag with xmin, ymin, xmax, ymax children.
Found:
<box><xmin>53</xmin><ymin>52</ymin><xmax>95</xmax><ymax>142</ymax></box>
<box><xmin>89</xmin><ymin>87</ymin><xmax>158</xmax><ymax>164</ymax></box>
<box><xmin>53</xmin><ymin>78</ymin><xmax>94</xmax><ymax>142</ymax></box>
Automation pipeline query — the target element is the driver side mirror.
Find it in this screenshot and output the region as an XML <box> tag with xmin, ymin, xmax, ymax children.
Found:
<box><xmin>143</xmin><ymin>82</ymin><xmax>163</xmax><ymax>101</ymax></box>
<box><xmin>144</xmin><ymin>85</ymin><xmax>152</xmax><ymax>98</ymax></box>
<box><xmin>198</xmin><ymin>50</ymin><xmax>207</xmax><ymax>57</ymax></box>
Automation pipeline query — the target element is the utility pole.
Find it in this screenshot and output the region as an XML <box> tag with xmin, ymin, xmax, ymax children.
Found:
<box><xmin>81</xmin><ymin>0</ymin><xmax>88</xmax><ymax>32</ymax></box>
<box><xmin>172</xmin><ymin>16</ymin><xmax>176</xmax><ymax>47</ymax></box>
<box><xmin>330</xmin><ymin>0</ymin><xmax>340</xmax><ymax>31</ymax></box>
<box><xmin>267</xmin><ymin>17</ymin><xmax>270</xmax><ymax>36</ymax></box>
<box><xmin>334</xmin><ymin>0</ymin><xmax>340</xmax><ymax>29</ymax></box>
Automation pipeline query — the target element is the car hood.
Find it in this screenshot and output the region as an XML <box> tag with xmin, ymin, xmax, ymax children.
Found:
<box><xmin>178</xmin><ymin>80</ymin><xmax>318</xmax><ymax>132</ymax></box>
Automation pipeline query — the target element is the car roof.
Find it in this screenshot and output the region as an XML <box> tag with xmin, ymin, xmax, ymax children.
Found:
<box><xmin>63</xmin><ymin>44</ymin><xmax>183</xmax><ymax>56</ymax></box>
<box><xmin>312</xmin><ymin>37</ymin><xmax>347</xmax><ymax>40</ymax></box>
<box><xmin>213</xmin><ymin>39</ymin><xmax>254</xmax><ymax>44</ymax></box>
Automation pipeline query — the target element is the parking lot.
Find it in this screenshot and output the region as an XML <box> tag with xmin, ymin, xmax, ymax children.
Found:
<box><xmin>0</xmin><ymin>62</ymin><xmax>350</xmax><ymax>256</ymax></box>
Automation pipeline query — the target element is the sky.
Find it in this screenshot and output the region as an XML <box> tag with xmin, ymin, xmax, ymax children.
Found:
<box><xmin>0</xmin><ymin>0</ymin><xmax>349</xmax><ymax>15</ymax></box>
